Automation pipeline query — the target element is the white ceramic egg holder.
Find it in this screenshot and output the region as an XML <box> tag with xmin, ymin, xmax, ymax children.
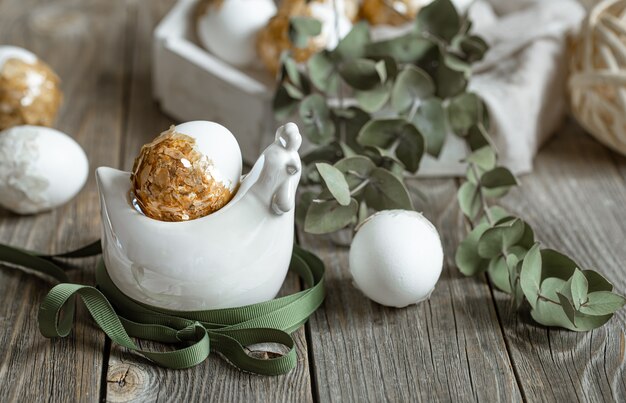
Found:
<box><xmin>152</xmin><ymin>0</ymin><xmax>469</xmax><ymax>176</ymax></box>
<box><xmin>96</xmin><ymin>123</ymin><xmax>302</xmax><ymax>311</ymax></box>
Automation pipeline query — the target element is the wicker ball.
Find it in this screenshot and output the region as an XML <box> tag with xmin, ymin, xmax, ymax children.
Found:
<box><xmin>569</xmin><ymin>0</ymin><xmax>626</xmax><ymax>155</ymax></box>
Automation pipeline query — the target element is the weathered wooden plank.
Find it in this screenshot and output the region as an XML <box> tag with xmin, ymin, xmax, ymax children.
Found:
<box><xmin>495</xmin><ymin>121</ymin><xmax>626</xmax><ymax>402</ymax></box>
<box><xmin>104</xmin><ymin>2</ymin><xmax>313</xmax><ymax>401</ymax></box>
<box><xmin>0</xmin><ymin>0</ymin><xmax>128</xmax><ymax>401</ymax></box>
<box><xmin>299</xmin><ymin>178</ymin><xmax>522</xmax><ymax>402</ymax></box>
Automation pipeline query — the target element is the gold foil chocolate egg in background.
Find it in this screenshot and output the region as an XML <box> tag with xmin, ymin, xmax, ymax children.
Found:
<box><xmin>0</xmin><ymin>46</ymin><xmax>63</xmax><ymax>131</ymax></box>
<box><xmin>257</xmin><ymin>0</ymin><xmax>356</xmax><ymax>75</ymax></box>
<box><xmin>360</xmin><ymin>0</ymin><xmax>432</xmax><ymax>26</ymax></box>
<box><xmin>195</xmin><ymin>0</ymin><xmax>277</xmax><ymax>67</ymax></box>
<box><xmin>131</xmin><ymin>121</ymin><xmax>243</xmax><ymax>222</ymax></box>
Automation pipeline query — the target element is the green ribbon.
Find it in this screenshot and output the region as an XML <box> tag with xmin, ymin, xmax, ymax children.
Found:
<box><xmin>0</xmin><ymin>241</ymin><xmax>325</xmax><ymax>375</ymax></box>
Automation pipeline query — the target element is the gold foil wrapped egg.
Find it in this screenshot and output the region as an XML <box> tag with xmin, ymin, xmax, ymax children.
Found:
<box><xmin>257</xmin><ymin>0</ymin><xmax>357</xmax><ymax>75</ymax></box>
<box><xmin>360</xmin><ymin>0</ymin><xmax>432</xmax><ymax>26</ymax></box>
<box><xmin>0</xmin><ymin>46</ymin><xmax>63</xmax><ymax>131</ymax></box>
<box><xmin>131</xmin><ymin>121</ymin><xmax>243</xmax><ymax>222</ymax></box>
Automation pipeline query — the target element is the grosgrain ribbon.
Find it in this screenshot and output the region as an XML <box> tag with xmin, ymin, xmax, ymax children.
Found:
<box><xmin>0</xmin><ymin>241</ymin><xmax>325</xmax><ymax>375</ymax></box>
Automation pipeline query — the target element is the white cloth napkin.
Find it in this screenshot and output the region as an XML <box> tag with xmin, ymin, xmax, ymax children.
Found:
<box><xmin>420</xmin><ymin>0</ymin><xmax>586</xmax><ymax>176</ymax></box>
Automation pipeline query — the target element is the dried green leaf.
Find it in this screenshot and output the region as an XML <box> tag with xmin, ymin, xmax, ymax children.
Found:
<box><xmin>415</xmin><ymin>0</ymin><xmax>461</xmax><ymax>42</ymax></box>
<box><xmin>540</xmin><ymin>249</ymin><xmax>578</xmax><ymax>281</ymax></box>
<box><xmin>570</xmin><ymin>268</ymin><xmax>589</xmax><ymax>310</ymax></box>
<box><xmin>304</xmin><ymin>198</ymin><xmax>358</xmax><ymax>234</ymax></box>
<box><xmin>316</xmin><ymin>163</ymin><xmax>351</xmax><ymax>206</ymax></box>
<box><xmin>520</xmin><ymin>244</ymin><xmax>542</xmax><ymax>308</ymax></box>
<box><xmin>488</xmin><ymin>256</ymin><xmax>511</xmax><ymax>293</ymax></box>
<box><xmin>582</xmin><ymin>270</ymin><xmax>614</xmax><ymax>292</ymax></box>
<box><xmin>456</xmin><ymin>222</ymin><xmax>490</xmax><ymax>276</ymax></box>
<box><xmin>334</xmin><ymin>156</ymin><xmax>376</xmax><ymax>188</ymax></box>
<box><xmin>289</xmin><ymin>16</ymin><xmax>322</xmax><ymax>48</ymax></box>
<box><xmin>307</xmin><ymin>51</ymin><xmax>339</xmax><ymax>93</ymax></box>
<box><xmin>557</xmin><ymin>292</ymin><xmax>577</xmax><ymax>326</ymax></box>
<box><xmin>447</xmin><ymin>92</ymin><xmax>482</xmax><ymax>136</ymax></box>
<box><xmin>339</xmin><ymin>59</ymin><xmax>385</xmax><ymax>90</ymax></box>
<box><xmin>457</xmin><ymin>181</ymin><xmax>481</xmax><ymax>220</ymax></box>
<box><xmin>357</xmin><ymin>119</ymin><xmax>404</xmax><ymax>148</ymax></box>
<box><xmin>354</xmin><ymin>82</ymin><xmax>392</xmax><ymax>113</ymax></box>
<box><xmin>391</xmin><ymin>66</ymin><xmax>435</xmax><ymax>113</ymax></box>
<box><xmin>411</xmin><ymin>97</ymin><xmax>446</xmax><ymax>157</ymax></box>
<box><xmin>466</xmin><ymin>146</ymin><xmax>496</xmax><ymax>170</ymax></box>
<box><xmin>299</xmin><ymin>94</ymin><xmax>335</xmax><ymax>145</ymax></box>
<box><xmin>579</xmin><ymin>292</ymin><xmax>626</xmax><ymax>316</ymax></box>
<box><xmin>334</xmin><ymin>22</ymin><xmax>370</xmax><ymax>60</ymax></box>
<box><xmin>366</xmin><ymin>33</ymin><xmax>434</xmax><ymax>63</ymax></box>
<box><xmin>477</xmin><ymin>218</ymin><xmax>525</xmax><ymax>259</ymax></box>
<box><xmin>481</xmin><ymin>167</ymin><xmax>518</xmax><ymax>189</ymax></box>
<box><xmin>364</xmin><ymin>168</ymin><xmax>413</xmax><ymax>210</ymax></box>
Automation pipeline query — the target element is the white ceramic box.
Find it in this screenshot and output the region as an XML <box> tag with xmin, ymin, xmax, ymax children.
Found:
<box><xmin>152</xmin><ymin>0</ymin><xmax>469</xmax><ymax>175</ymax></box>
<box><xmin>153</xmin><ymin>0</ymin><xmax>278</xmax><ymax>165</ymax></box>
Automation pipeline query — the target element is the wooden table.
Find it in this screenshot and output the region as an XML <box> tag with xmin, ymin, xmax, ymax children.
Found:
<box><xmin>1</xmin><ymin>0</ymin><xmax>625</xmax><ymax>401</ymax></box>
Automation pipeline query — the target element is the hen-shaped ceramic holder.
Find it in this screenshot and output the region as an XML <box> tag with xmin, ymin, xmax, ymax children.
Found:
<box><xmin>96</xmin><ymin>123</ymin><xmax>302</xmax><ymax>311</ymax></box>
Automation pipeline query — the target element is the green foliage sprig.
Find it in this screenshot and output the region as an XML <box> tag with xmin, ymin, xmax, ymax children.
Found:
<box><xmin>276</xmin><ymin>0</ymin><xmax>625</xmax><ymax>330</ymax></box>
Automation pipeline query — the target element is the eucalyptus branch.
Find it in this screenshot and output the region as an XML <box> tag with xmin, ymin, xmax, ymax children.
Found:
<box><xmin>276</xmin><ymin>0</ymin><xmax>625</xmax><ymax>331</ymax></box>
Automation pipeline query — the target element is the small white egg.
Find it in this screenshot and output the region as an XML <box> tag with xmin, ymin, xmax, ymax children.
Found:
<box><xmin>349</xmin><ymin>210</ymin><xmax>444</xmax><ymax>308</ymax></box>
<box><xmin>0</xmin><ymin>45</ymin><xmax>38</xmax><ymax>69</ymax></box>
<box><xmin>0</xmin><ymin>125</ymin><xmax>88</xmax><ymax>214</ymax></box>
<box><xmin>175</xmin><ymin>120</ymin><xmax>242</xmax><ymax>192</ymax></box>
<box><xmin>197</xmin><ymin>0</ymin><xmax>277</xmax><ymax>67</ymax></box>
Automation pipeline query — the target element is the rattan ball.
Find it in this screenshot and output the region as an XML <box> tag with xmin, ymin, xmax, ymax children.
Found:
<box><xmin>570</xmin><ymin>0</ymin><xmax>626</xmax><ymax>155</ymax></box>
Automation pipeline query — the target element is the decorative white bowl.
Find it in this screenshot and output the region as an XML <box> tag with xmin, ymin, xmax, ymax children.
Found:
<box><xmin>96</xmin><ymin>123</ymin><xmax>302</xmax><ymax>310</ymax></box>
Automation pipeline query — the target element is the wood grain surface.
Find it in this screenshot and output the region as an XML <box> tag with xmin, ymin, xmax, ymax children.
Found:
<box><xmin>0</xmin><ymin>0</ymin><xmax>625</xmax><ymax>402</ymax></box>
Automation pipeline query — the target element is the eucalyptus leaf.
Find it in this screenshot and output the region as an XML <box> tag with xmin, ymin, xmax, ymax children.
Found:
<box><xmin>519</xmin><ymin>244</ymin><xmax>542</xmax><ymax>308</ymax></box>
<box><xmin>335</xmin><ymin>22</ymin><xmax>370</xmax><ymax>60</ymax></box>
<box><xmin>411</xmin><ymin>98</ymin><xmax>446</xmax><ymax>157</ymax></box>
<box><xmin>481</xmin><ymin>167</ymin><xmax>518</xmax><ymax>189</ymax></box>
<box><xmin>447</xmin><ymin>92</ymin><xmax>482</xmax><ymax>136</ymax></box>
<box><xmin>289</xmin><ymin>16</ymin><xmax>322</xmax><ymax>48</ymax></box>
<box><xmin>488</xmin><ymin>256</ymin><xmax>511</xmax><ymax>293</ymax></box>
<box><xmin>339</xmin><ymin>58</ymin><xmax>385</xmax><ymax>90</ymax></box>
<box><xmin>583</xmin><ymin>270</ymin><xmax>614</xmax><ymax>292</ymax></box>
<box><xmin>357</xmin><ymin>119</ymin><xmax>404</xmax><ymax>148</ymax></box>
<box><xmin>460</xmin><ymin>35</ymin><xmax>489</xmax><ymax>62</ymax></box>
<box><xmin>477</xmin><ymin>219</ymin><xmax>525</xmax><ymax>259</ymax></box>
<box><xmin>466</xmin><ymin>146</ymin><xmax>496</xmax><ymax>171</ymax></box>
<box><xmin>390</xmin><ymin>66</ymin><xmax>435</xmax><ymax>113</ymax></box>
<box><xmin>540</xmin><ymin>249</ymin><xmax>578</xmax><ymax>281</ymax></box>
<box><xmin>579</xmin><ymin>292</ymin><xmax>626</xmax><ymax>316</ymax></box>
<box><xmin>273</xmin><ymin>84</ymin><xmax>299</xmax><ymax>120</ymax></box>
<box><xmin>557</xmin><ymin>292</ymin><xmax>577</xmax><ymax>326</ymax></box>
<box><xmin>354</xmin><ymin>82</ymin><xmax>392</xmax><ymax>113</ymax></box>
<box><xmin>415</xmin><ymin>0</ymin><xmax>461</xmax><ymax>42</ymax></box>
<box><xmin>334</xmin><ymin>156</ymin><xmax>376</xmax><ymax>188</ymax></box>
<box><xmin>436</xmin><ymin>51</ymin><xmax>467</xmax><ymax>98</ymax></box>
<box><xmin>304</xmin><ymin>199</ymin><xmax>358</xmax><ymax>234</ymax></box>
<box><xmin>394</xmin><ymin>123</ymin><xmax>425</xmax><ymax>173</ymax></box>
<box><xmin>457</xmin><ymin>181</ymin><xmax>481</xmax><ymax>220</ymax></box>
<box><xmin>364</xmin><ymin>168</ymin><xmax>413</xmax><ymax>210</ymax></box>
<box><xmin>466</xmin><ymin>124</ymin><xmax>491</xmax><ymax>151</ymax></box>
<box><xmin>366</xmin><ymin>33</ymin><xmax>434</xmax><ymax>63</ymax></box>
<box><xmin>456</xmin><ymin>222</ymin><xmax>489</xmax><ymax>276</ymax></box>
<box><xmin>299</xmin><ymin>94</ymin><xmax>335</xmax><ymax>145</ymax></box>
<box><xmin>570</xmin><ymin>268</ymin><xmax>589</xmax><ymax>310</ymax></box>
<box><xmin>316</xmin><ymin>163</ymin><xmax>351</xmax><ymax>206</ymax></box>
<box><xmin>302</xmin><ymin>142</ymin><xmax>343</xmax><ymax>165</ymax></box>
<box><xmin>308</xmin><ymin>51</ymin><xmax>339</xmax><ymax>93</ymax></box>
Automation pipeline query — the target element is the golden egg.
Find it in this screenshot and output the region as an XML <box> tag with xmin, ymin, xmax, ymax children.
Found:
<box><xmin>257</xmin><ymin>0</ymin><xmax>358</xmax><ymax>75</ymax></box>
<box><xmin>131</xmin><ymin>124</ymin><xmax>241</xmax><ymax>222</ymax></box>
<box><xmin>360</xmin><ymin>0</ymin><xmax>428</xmax><ymax>26</ymax></box>
<box><xmin>0</xmin><ymin>47</ymin><xmax>63</xmax><ymax>131</ymax></box>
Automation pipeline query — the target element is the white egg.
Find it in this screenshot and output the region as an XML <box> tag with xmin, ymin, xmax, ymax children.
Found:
<box><xmin>0</xmin><ymin>125</ymin><xmax>88</xmax><ymax>214</ymax></box>
<box><xmin>349</xmin><ymin>210</ymin><xmax>444</xmax><ymax>308</ymax></box>
<box><xmin>0</xmin><ymin>46</ymin><xmax>38</xmax><ymax>70</ymax></box>
<box><xmin>174</xmin><ymin>120</ymin><xmax>242</xmax><ymax>192</ymax></box>
<box><xmin>197</xmin><ymin>0</ymin><xmax>277</xmax><ymax>67</ymax></box>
